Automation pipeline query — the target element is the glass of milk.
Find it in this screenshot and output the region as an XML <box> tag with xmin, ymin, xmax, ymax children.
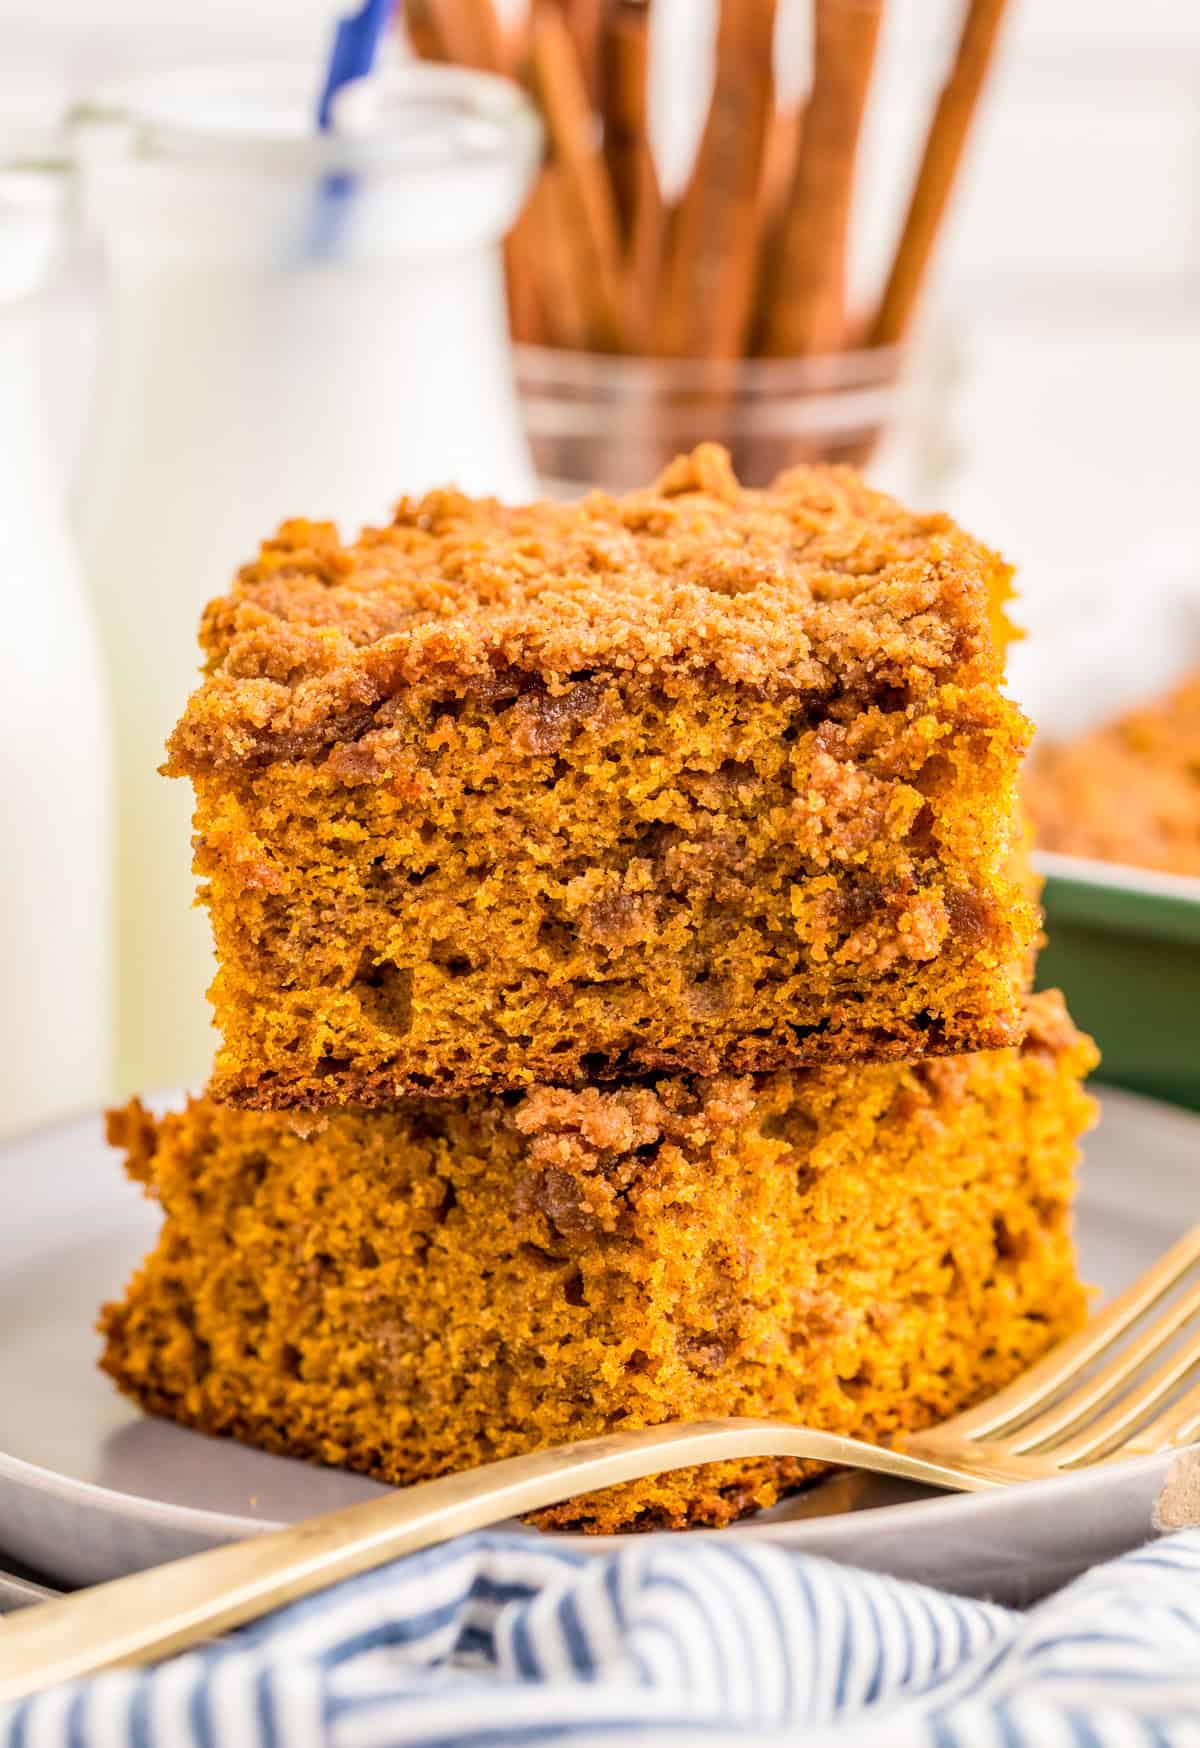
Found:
<box><xmin>0</xmin><ymin>163</ymin><xmax>112</xmax><ymax>1137</ymax></box>
<box><xmin>73</xmin><ymin>63</ymin><xmax>541</xmax><ymax>1099</ymax></box>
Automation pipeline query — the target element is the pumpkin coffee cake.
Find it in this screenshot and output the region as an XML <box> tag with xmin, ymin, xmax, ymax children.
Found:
<box><xmin>100</xmin><ymin>992</ymin><xmax>1095</xmax><ymax>1534</ymax></box>
<box><xmin>168</xmin><ymin>445</ymin><xmax>1037</xmax><ymax>1110</ymax></box>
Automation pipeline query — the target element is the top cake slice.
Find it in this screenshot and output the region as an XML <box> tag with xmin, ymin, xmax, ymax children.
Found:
<box><xmin>168</xmin><ymin>444</ymin><xmax>1036</xmax><ymax>1109</ymax></box>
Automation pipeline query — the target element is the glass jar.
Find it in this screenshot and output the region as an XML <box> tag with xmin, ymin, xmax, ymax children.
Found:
<box><xmin>0</xmin><ymin>164</ymin><xmax>112</xmax><ymax>1136</ymax></box>
<box><xmin>73</xmin><ymin>63</ymin><xmax>541</xmax><ymax>1098</ymax></box>
<box><xmin>513</xmin><ymin>342</ymin><xmax>912</xmax><ymax>494</ymax></box>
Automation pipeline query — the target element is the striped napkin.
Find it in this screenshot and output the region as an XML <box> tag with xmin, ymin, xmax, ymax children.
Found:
<box><xmin>4</xmin><ymin>1529</ymin><xmax>1200</xmax><ymax>1748</ymax></box>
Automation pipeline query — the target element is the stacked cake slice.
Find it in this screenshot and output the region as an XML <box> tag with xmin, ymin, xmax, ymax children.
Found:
<box><xmin>101</xmin><ymin>445</ymin><xmax>1097</xmax><ymax>1531</ymax></box>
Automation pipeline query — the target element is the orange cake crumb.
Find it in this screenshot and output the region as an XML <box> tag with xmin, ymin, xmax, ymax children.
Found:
<box><xmin>167</xmin><ymin>446</ymin><xmax>1036</xmax><ymax>1109</ymax></box>
<box><xmin>1027</xmin><ymin>669</ymin><xmax>1200</xmax><ymax>878</ymax></box>
<box><xmin>100</xmin><ymin>992</ymin><xmax>1095</xmax><ymax>1534</ymax></box>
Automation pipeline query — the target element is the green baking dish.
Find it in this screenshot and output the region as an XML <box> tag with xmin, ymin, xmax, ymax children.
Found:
<box><xmin>1034</xmin><ymin>850</ymin><xmax>1200</xmax><ymax>1111</ymax></box>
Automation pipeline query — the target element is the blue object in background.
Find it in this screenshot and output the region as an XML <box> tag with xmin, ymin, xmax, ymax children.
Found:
<box><xmin>309</xmin><ymin>0</ymin><xmax>398</xmax><ymax>257</ymax></box>
<box><xmin>317</xmin><ymin>0</ymin><xmax>398</xmax><ymax>128</ymax></box>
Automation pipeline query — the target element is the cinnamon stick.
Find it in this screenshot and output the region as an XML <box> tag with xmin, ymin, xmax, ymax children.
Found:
<box><xmin>403</xmin><ymin>0</ymin><xmax>451</xmax><ymax>62</ymax></box>
<box><xmin>651</xmin><ymin>0</ymin><xmax>778</xmax><ymax>359</ymax></box>
<box><xmin>423</xmin><ymin>0</ymin><xmax>507</xmax><ymax>71</ymax></box>
<box><xmin>506</xmin><ymin>205</ymin><xmax>550</xmax><ymax>344</ymax></box>
<box><xmin>602</xmin><ymin>0</ymin><xmax>649</xmax><ymax>234</ymax></box>
<box><xmin>746</xmin><ymin>100</ymin><xmax>802</xmax><ymax>349</ymax></box>
<box><xmin>759</xmin><ymin>0</ymin><xmax>883</xmax><ymax>357</ymax></box>
<box><xmin>623</xmin><ymin>146</ymin><xmax>671</xmax><ymax>352</ymax></box>
<box><xmin>561</xmin><ymin>0</ymin><xmax>608</xmax><ymax>104</ymax></box>
<box><xmin>868</xmin><ymin>0</ymin><xmax>1011</xmax><ymax>346</ymax></box>
<box><xmin>756</xmin><ymin>102</ymin><xmax>803</xmax><ymax>268</ymax></box>
<box><xmin>532</xmin><ymin>166</ymin><xmax>594</xmax><ymax>349</ymax></box>
<box><xmin>597</xmin><ymin>0</ymin><xmax>665</xmax><ymax>349</ymax></box>
<box><xmin>528</xmin><ymin>1</ymin><xmax>625</xmax><ymax>349</ymax></box>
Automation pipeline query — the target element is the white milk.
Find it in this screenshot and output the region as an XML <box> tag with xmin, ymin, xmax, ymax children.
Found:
<box><xmin>74</xmin><ymin>64</ymin><xmax>540</xmax><ymax>1097</ymax></box>
<box><xmin>0</xmin><ymin>173</ymin><xmax>112</xmax><ymax>1137</ymax></box>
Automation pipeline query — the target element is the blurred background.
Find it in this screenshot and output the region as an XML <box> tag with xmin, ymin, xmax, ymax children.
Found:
<box><xmin>2</xmin><ymin>0</ymin><xmax>1199</xmax><ymax>1138</ymax></box>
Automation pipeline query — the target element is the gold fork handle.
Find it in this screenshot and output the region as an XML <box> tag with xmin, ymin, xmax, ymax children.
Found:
<box><xmin>0</xmin><ymin>1418</ymin><xmax>1000</xmax><ymax>1701</ymax></box>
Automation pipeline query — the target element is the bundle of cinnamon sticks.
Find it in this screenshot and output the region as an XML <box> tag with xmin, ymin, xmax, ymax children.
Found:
<box><xmin>405</xmin><ymin>0</ymin><xmax>1011</xmax><ymax>363</ymax></box>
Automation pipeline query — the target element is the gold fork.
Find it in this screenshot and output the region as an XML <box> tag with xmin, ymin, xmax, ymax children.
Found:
<box><xmin>3</xmin><ymin>1222</ymin><xmax>1200</xmax><ymax>1702</ymax></box>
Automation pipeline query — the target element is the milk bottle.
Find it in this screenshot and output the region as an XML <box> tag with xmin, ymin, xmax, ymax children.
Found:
<box><xmin>74</xmin><ymin>63</ymin><xmax>540</xmax><ymax>1096</ymax></box>
<box><xmin>0</xmin><ymin>167</ymin><xmax>112</xmax><ymax>1135</ymax></box>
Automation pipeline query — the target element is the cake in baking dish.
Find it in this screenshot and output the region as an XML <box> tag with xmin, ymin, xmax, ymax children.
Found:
<box><xmin>1027</xmin><ymin>668</ymin><xmax>1200</xmax><ymax>879</ymax></box>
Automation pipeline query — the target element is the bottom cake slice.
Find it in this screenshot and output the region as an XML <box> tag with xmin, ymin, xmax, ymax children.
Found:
<box><xmin>100</xmin><ymin>991</ymin><xmax>1097</xmax><ymax>1533</ymax></box>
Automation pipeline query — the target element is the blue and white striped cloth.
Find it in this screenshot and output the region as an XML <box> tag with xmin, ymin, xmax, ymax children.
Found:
<box><xmin>4</xmin><ymin>1530</ymin><xmax>1200</xmax><ymax>1748</ymax></box>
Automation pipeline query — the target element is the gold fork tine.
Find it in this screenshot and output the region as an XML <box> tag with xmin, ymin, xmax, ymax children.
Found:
<box><xmin>936</xmin><ymin>1223</ymin><xmax>1200</xmax><ymax>1442</ymax></box>
<box><xmin>996</xmin><ymin>1274</ymin><xmax>1200</xmax><ymax>1456</ymax></box>
<box><xmin>1115</xmin><ymin>1375</ymin><xmax>1200</xmax><ymax>1458</ymax></box>
<box><xmin>1046</xmin><ymin>1330</ymin><xmax>1200</xmax><ymax>1466</ymax></box>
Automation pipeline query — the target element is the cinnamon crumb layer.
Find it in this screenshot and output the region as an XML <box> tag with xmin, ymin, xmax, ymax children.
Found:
<box><xmin>169</xmin><ymin>448</ymin><xmax>1035</xmax><ymax>1105</ymax></box>
<box><xmin>100</xmin><ymin>992</ymin><xmax>1096</xmax><ymax>1535</ymax></box>
<box><xmin>169</xmin><ymin>444</ymin><xmax>1017</xmax><ymax>775</ymax></box>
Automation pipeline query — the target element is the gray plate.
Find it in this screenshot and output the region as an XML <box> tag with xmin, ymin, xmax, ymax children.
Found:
<box><xmin>1</xmin><ymin>1091</ymin><xmax>1197</xmax><ymax>1608</ymax></box>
